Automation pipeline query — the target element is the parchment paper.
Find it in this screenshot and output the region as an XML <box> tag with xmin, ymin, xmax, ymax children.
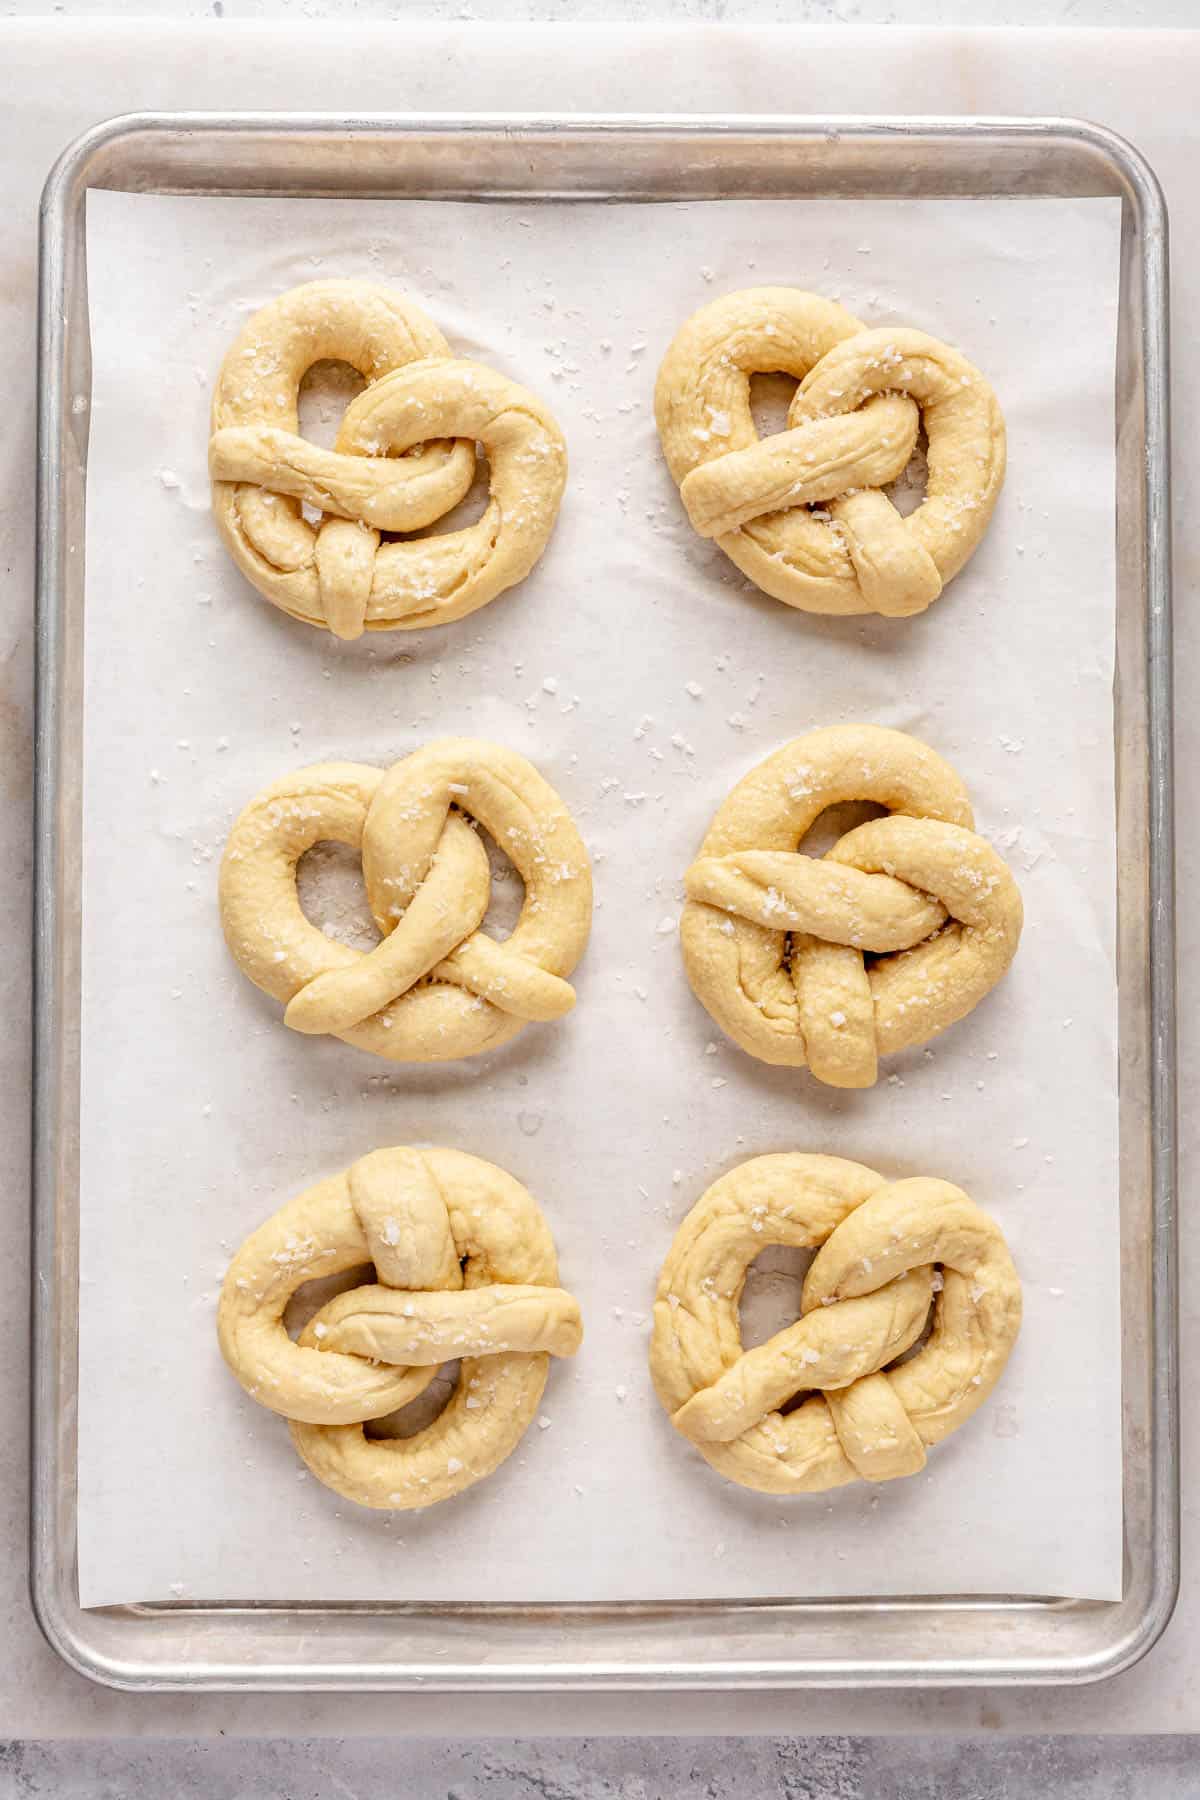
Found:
<box><xmin>77</xmin><ymin>188</ymin><xmax>1122</xmax><ymax>1607</ymax></box>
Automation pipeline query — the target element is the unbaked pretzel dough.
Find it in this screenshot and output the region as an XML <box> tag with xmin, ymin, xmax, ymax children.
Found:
<box><xmin>219</xmin><ymin>1146</ymin><xmax>582</xmax><ymax>1509</ymax></box>
<box><xmin>650</xmin><ymin>1153</ymin><xmax>1022</xmax><ymax>1495</ymax></box>
<box><xmin>209</xmin><ymin>279</ymin><xmax>567</xmax><ymax>638</ymax></box>
<box><xmin>219</xmin><ymin>738</ymin><xmax>592</xmax><ymax>1063</ymax></box>
<box><xmin>656</xmin><ymin>287</ymin><xmax>1005</xmax><ymax>617</ymax></box>
<box><xmin>681</xmin><ymin>724</ymin><xmax>1022</xmax><ymax>1086</ymax></box>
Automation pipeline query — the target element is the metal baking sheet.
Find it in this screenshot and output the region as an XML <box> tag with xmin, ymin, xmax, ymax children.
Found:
<box><xmin>33</xmin><ymin>113</ymin><xmax>1175</xmax><ymax>1690</ymax></box>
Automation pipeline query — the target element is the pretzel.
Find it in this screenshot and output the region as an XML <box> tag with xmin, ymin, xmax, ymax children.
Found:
<box><xmin>681</xmin><ymin>725</ymin><xmax>1022</xmax><ymax>1086</ymax></box>
<box><xmin>651</xmin><ymin>1154</ymin><xmax>1021</xmax><ymax>1495</ymax></box>
<box><xmin>219</xmin><ymin>739</ymin><xmax>592</xmax><ymax>1063</ymax></box>
<box><xmin>209</xmin><ymin>279</ymin><xmax>566</xmax><ymax>639</ymax></box>
<box><xmin>219</xmin><ymin>1147</ymin><xmax>583</xmax><ymax>1509</ymax></box>
<box><xmin>655</xmin><ymin>288</ymin><xmax>1005</xmax><ymax>618</ymax></box>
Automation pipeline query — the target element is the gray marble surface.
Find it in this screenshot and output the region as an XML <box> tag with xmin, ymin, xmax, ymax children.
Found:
<box><xmin>2</xmin><ymin>0</ymin><xmax>1199</xmax><ymax>1789</ymax></box>
<box><xmin>1</xmin><ymin>1734</ymin><xmax>1200</xmax><ymax>1794</ymax></box>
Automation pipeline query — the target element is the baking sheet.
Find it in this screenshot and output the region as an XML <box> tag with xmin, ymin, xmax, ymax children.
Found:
<box><xmin>77</xmin><ymin>187</ymin><xmax>1123</xmax><ymax>1609</ymax></box>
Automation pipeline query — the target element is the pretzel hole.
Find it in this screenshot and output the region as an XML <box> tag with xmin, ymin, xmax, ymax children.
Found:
<box><xmin>740</xmin><ymin>1244</ymin><xmax>814</xmax><ymax>1347</ymax></box>
<box><xmin>298</xmin><ymin>360</ymin><xmax>367</xmax><ymax>451</ymax></box>
<box><xmin>296</xmin><ymin>841</ymin><xmax>381</xmax><ymax>953</ymax></box>
<box><xmin>390</xmin><ymin>444</ymin><xmax>490</xmax><ymax>543</ymax></box>
<box><xmin>888</xmin><ymin>1282</ymin><xmax>940</xmax><ymax>1369</ymax></box>
<box><xmin>748</xmin><ymin>371</ymin><xmax>799</xmax><ymax>440</ymax></box>
<box><xmin>740</xmin><ymin>1245</ymin><xmax>817</xmax><ymax>1415</ymax></box>
<box><xmin>365</xmin><ymin>1363</ymin><xmax>461</xmax><ymax>1440</ymax></box>
<box><xmin>796</xmin><ymin>799</ymin><xmax>888</xmax><ymax>859</ymax></box>
<box><xmin>478</xmin><ymin>832</ymin><xmax>525</xmax><ymax>938</ymax></box>
<box><xmin>284</xmin><ymin>1263</ymin><xmax>374</xmax><ymax>1338</ymax></box>
<box><xmin>295</xmin><ymin>362</ymin><xmax>370</xmax><ymax>527</ymax></box>
<box><xmin>883</xmin><ymin>422</ymin><xmax>929</xmax><ymax>519</ymax></box>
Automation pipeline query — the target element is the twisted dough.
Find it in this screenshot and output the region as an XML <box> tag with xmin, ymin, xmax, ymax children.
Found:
<box><xmin>219</xmin><ymin>1147</ymin><xmax>582</xmax><ymax>1509</ymax></box>
<box><xmin>651</xmin><ymin>1154</ymin><xmax>1022</xmax><ymax>1495</ymax></box>
<box><xmin>210</xmin><ymin>279</ymin><xmax>566</xmax><ymax>637</ymax></box>
<box><xmin>656</xmin><ymin>288</ymin><xmax>1005</xmax><ymax>618</ymax></box>
<box><xmin>219</xmin><ymin>738</ymin><xmax>593</xmax><ymax>1064</ymax></box>
<box><xmin>681</xmin><ymin>725</ymin><xmax>1022</xmax><ymax>1086</ymax></box>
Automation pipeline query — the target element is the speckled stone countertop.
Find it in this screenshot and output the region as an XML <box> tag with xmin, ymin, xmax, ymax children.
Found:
<box><xmin>1</xmin><ymin>3</ymin><xmax>1198</xmax><ymax>1788</ymax></box>
<box><xmin>5</xmin><ymin>1732</ymin><xmax>1200</xmax><ymax>1795</ymax></box>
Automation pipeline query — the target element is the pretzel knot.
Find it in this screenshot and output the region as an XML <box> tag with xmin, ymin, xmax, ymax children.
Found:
<box><xmin>219</xmin><ymin>738</ymin><xmax>593</xmax><ymax>1065</ymax></box>
<box><xmin>219</xmin><ymin>1147</ymin><xmax>583</xmax><ymax>1509</ymax></box>
<box><xmin>650</xmin><ymin>1154</ymin><xmax>1021</xmax><ymax>1495</ymax></box>
<box><xmin>209</xmin><ymin>279</ymin><xmax>567</xmax><ymax>640</ymax></box>
<box><xmin>655</xmin><ymin>288</ymin><xmax>1005</xmax><ymax>618</ymax></box>
<box><xmin>681</xmin><ymin>725</ymin><xmax>1023</xmax><ymax>1088</ymax></box>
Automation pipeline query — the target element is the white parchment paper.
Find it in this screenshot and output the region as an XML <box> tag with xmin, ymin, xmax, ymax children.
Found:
<box><xmin>78</xmin><ymin>188</ymin><xmax>1122</xmax><ymax>1608</ymax></box>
